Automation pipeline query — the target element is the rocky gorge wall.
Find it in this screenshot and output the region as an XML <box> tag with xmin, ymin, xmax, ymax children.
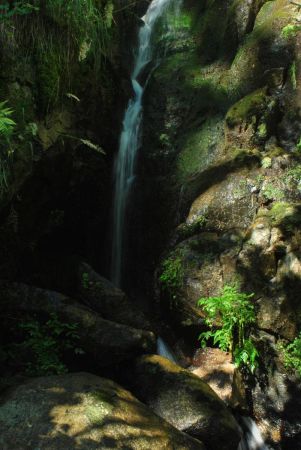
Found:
<box><xmin>131</xmin><ymin>0</ymin><xmax>301</xmax><ymax>447</ymax></box>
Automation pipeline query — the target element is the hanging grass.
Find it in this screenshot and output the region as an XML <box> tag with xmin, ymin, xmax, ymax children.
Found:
<box><xmin>0</xmin><ymin>0</ymin><xmax>114</xmax><ymax>113</ymax></box>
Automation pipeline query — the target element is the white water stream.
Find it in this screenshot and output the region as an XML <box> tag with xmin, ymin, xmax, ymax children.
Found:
<box><xmin>110</xmin><ymin>0</ymin><xmax>173</xmax><ymax>286</ymax></box>
<box><xmin>157</xmin><ymin>336</ymin><xmax>178</xmax><ymax>363</ymax></box>
<box><xmin>238</xmin><ymin>417</ymin><xmax>270</xmax><ymax>450</ymax></box>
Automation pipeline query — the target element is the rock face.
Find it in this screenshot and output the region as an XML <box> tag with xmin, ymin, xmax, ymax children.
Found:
<box><xmin>0</xmin><ymin>372</ymin><xmax>206</xmax><ymax>450</ymax></box>
<box><xmin>251</xmin><ymin>332</ymin><xmax>301</xmax><ymax>449</ymax></box>
<box><xmin>190</xmin><ymin>348</ymin><xmax>247</xmax><ymax>410</ymax></box>
<box><xmin>0</xmin><ymin>282</ymin><xmax>156</xmax><ymax>368</ymax></box>
<box><xmin>136</xmin><ymin>0</ymin><xmax>301</xmax><ymax>448</ymax></box>
<box><xmin>125</xmin><ymin>355</ymin><xmax>241</xmax><ymax>450</ymax></box>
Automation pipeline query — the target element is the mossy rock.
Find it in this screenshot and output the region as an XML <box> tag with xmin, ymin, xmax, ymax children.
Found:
<box><xmin>176</xmin><ymin>115</ymin><xmax>225</xmax><ymax>183</ymax></box>
<box><xmin>126</xmin><ymin>355</ymin><xmax>241</xmax><ymax>450</ymax></box>
<box><xmin>265</xmin><ymin>202</ymin><xmax>301</xmax><ymax>232</ymax></box>
<box><xmin>225</xmin><ymin>87</ymin><xmax>269</xmax><ymax>128</ymax></box>
<box><xmin>225</xmin><ymin>0</ymin><xmax>295</xmax><ymax>97</ymax></box>
<box><xmin>0</xmin><ymin>373</ymin><xmax>206</xmax><ymax>450</ymax></box>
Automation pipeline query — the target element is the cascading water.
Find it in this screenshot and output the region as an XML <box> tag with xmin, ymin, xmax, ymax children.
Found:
<box><xmin>238</xmin><ymin>417</ymin><xmax>270</xmax><ymax>450</ymax></box>
<box><xmin>110</xmin><ymin>0</ymin><xmax>174</xmax><ymax>287</ymax></box>
<box><xmin>157</xmin><ymin>337</ymin><xmax>178</xmax><ymax>363</ymax></box>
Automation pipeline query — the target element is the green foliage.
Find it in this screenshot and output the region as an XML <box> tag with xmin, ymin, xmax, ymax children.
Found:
<box><xmin>2</xmin><ymin>0</ymin><xmax>114</xmax><ymax>112</ymax></box>
<box><xmin>257</xmin><ymin>122</ymin><xmax>267</xmax><ymax>139</ymax></box>
<box><xmin>278</xmin><ymin>332</ymin><xmax>301</xmax><ymax>377</ymax></box>
<box><xmin>44</xmin><ymin>0</ymin><xmax>113</xmax><ymax>49</ymax></box>
<box><xmin>160</xmin><ymin>253</ymin><xmax>184</xmax><ymax>297</ymax></box>
<box><xmin>82</xmin><ymin>272</ymin><xmax>89</xmax><ymax>289</ymax></box>
<box><xmin>262</xmin><ymin>182</ymin><xmax>285</xmax><ymax>201</ymax></box>
<box><xmin>19</xmin><ymin>313</ymin><xmax>81</xmax><ymax>376</ymax></box>
<box><xmin>0</xmin><ymin>1</ymin><xmax>39</xmax><ymax>20</ymax></box>
<box><xmin>177</xmin><ymin>215</ymin><xmax>207</xmax><ymax>240</ymax></box>
<box><xmin>198</xmin><ymin>285</ymin><xmax>258</xmax><ymax>373</ymax></box>
<box><xmin>297</xmin><ymin>137</ymin><xmax>301</xmax><ymax>151</ymax></box>
<box><xmin>281</xmin><ymin>24</ymin><xmax>301</xmax><ymax>39</ymax></box>
<box><xmin>0</xmin><ymin>100</ymin><xmax>16</xmax><ymax>140</ymax></box>
<box><xmin>284</xmin><ymin>165</ymin><xmax>301</xmax><ymax>191</ymax></box>
<box><xmin>233</xmin><ymin>339</ymin><xmax>259</xmax><ymax>374</ymax></box>
<box><xmin>0</xmin><ymin>100</ymin><xmax>16</xmax><ymax>195</ymax></box>
<box><xmin>261</xmin><ymin>156</ymin><xmax>272</xmax><ymax>169</ymax></box>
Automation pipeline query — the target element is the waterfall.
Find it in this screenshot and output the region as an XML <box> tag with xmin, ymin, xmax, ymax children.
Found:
<box><xmin>238</xmin><ymin>417</ymin><xmax>270</xmax><ymax>450</ymax></box>
<box><xmin>110</xmin><ymin>0</ymin><xmax>174</xmax><ymax>287</ymax></box>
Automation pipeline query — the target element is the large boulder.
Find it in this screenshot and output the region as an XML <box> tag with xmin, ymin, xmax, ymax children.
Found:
<box><xmin>0</xmin><ymin>282</ymin><xmax>156</xmax><ymax>367</ymax></box>
<box><xmin>0</xmin><ymin>372</ymin><xmax>206</xmax><ymax>450</ymax></box>
<box><xmin>77</xmin><ymin>262</ymin><xmax>152</xmax><ymax>331</ymax></box>
<box><xmin>125</xmin><ymin>355</ymin><xmax>241</xmax><ymax>450</ymax></box>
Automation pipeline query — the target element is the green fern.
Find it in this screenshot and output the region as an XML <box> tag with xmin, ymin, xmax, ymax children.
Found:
<box><xmin>198</xmin><ymin>284</ymin><xmax>258</xmax><ymax>373</ymax></box>
<box><xmin>0</xmin><ymin>101</ymin><xmax>16</xmax><ymax>140</ymax></box>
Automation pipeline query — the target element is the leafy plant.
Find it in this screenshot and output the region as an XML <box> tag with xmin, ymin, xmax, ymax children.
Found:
<box><xmin>281</xmin><ymin>24</ymin><xmax>301</xmax><ymax>39</ymax></box>
<box><xmin>278</xmin><ymin>332</ymin><xmax>301</xmax><ymax>376</ymax></box>
<box><xmin>262</xmin><ymin>182</ymin><xmax>285</xmax><ymax>201</ymax></box>
<box><xmin>0</xmin><ymin>100</ymin><xmax>16</xmax><ymax>140</ymax></box>
<box><xmin>233</xmin><ymin>339</ymin><xmax>259</xmax><ymax>374</ymax></box>
<box><xmin>160</xmin><ymin>253</ymin><xmax>184</xmax><ymax>298</ymax></box>
<box><xmin>0</xmin><ymin>100</ymin><xmax>16</xmax><ymax>195</ymax></box>
<box><xmin>198</xmin><ymin>284</ymin><xmax>258</xmax><ymax>373</ymax></box>
<box><xmin>19</xmin><ymin>313</ymin><xmax>82</xmax><ymax>375</ymax></box>
<box><xmin>284</xmin><ymin>164</ymin><xmax>301</xmax><ymax>191</ymax></box>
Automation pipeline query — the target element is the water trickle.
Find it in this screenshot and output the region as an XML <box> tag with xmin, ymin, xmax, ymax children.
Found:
<box><xmin>157</xmin><ymin>337</ymin><xmax>178</xmax><ymax>364</ymax></box>
<box><xmin>238</xmin><ymin>417</ymin><xmax>270</xmax><ymax>450</ymax></box>
<box><xmin>110</xmin><ymin>0</ymin><xmax>174</xmax><ymax>287</ymax></box>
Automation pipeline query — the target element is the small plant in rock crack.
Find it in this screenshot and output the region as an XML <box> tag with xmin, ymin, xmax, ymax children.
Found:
<box><xmin>160</xmin><ymin>253</ymin><xmax>184</xmax><ymax>299</ymax></box>
<box><xmin>198</xmin><ymin>284</ymin><xmax>259</xmax><ymax>373</ymax></box>
<box><xmin>82</xmin><ymin>272</ymin><xmax>90</xmax><ymax>289</ymax></box>
<box><xmin>19</xmin><ymin>313</ymin><xmax>83</xmax><ymax>376</ymax></box>
<box><xmin>278</xmin><ymin>332</ymin><xmax>301</xmax><ymax>377</ymax></box>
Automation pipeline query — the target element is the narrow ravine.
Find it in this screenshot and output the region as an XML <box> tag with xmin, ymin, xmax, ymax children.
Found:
<box><xmin>110</xmin><ymin>0</ymin><xmax>174</xmax><ymax>287</ymax></box>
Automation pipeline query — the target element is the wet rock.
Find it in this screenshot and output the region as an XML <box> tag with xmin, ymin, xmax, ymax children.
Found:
<box><xmin>0</xmin><ymin>282</ymin><xmax>156</xmax><ymax>367</ymax></box>
<box><xmin>0</xmin><ymin>372</ymin><xmax>206</xmax><ymax>450</ymax></box>
<box><xmin>126</xmin><ymin>354</ymin><xmax>241</xmax><ymax>450</ymax></box>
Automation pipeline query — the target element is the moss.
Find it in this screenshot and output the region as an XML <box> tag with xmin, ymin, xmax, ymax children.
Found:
<box><xmin>176</xmin><ymin>115</ymin><xmax>224</xmax><ymax>182</ymax></box>
<box><xmin>194</xmin><ymin>0</ymin><xmax>239</xmax><ymax>63</ymax></box>
<box><xmin>261</xmin><ymin>202</ymin><xmax>301</xmax><ymax>232</ymax></box>
<box><xmin>176</xmin><ymin>215</ymin><xmax>207</xmax><ymax>241</ymax></box>
<box><xmin>257</xmin><ymin>122</ymin><xmax>267</xmax><ymax>139</ymax></box>
<box><xmin>281</xmin><ymin>24</ymin><xmax>301</xmax><ymax>39</ymax></box>
<box><xmin>264</xmin><ymin>145</ymin><xmax>285</xmax><ymax>158</ymax></box>
<box><xmin>225</xmin><ymin>0</ymin><xmax>294</xmax><ymax>96</ymax></box>
<box><xmin>225</xmin><ymin>88</ymin><xmax>268</xmax><ymax>128</ymax></box>
<box><xmin>86</xmin><ymin>389</ymin><xmax>115</xmax><ymax>424</ymax></box>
